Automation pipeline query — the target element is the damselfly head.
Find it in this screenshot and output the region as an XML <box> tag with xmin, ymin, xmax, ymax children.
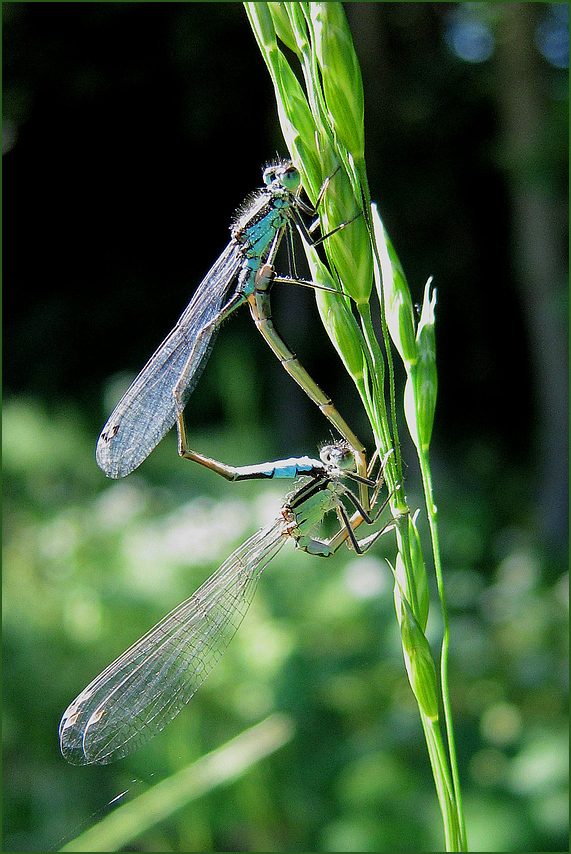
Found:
<box><xmin>262</xmin><ymin>160</ymin><xmax>299</xmax><ymax>193</ymax></box>
<box><xmin>319</xmin><ymin>440</ymin><xmax>355</xmax><ymax>474</ymax></box>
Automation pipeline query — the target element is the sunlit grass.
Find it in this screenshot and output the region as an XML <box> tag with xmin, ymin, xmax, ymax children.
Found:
<box><xmin>3</xmin><ymin>397</ymin><xmax>568</xmax><ymax>851</ymax></box>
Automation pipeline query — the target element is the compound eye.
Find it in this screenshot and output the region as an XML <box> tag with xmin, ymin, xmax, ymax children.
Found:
<box><xmin>278</xmin><ymin>163</ymin><xmax>300</xmax><ymax>192</ymax></box>
<box><xmin>262</xmin><ymin>165</ymin><xmax>277</xmax><ymax>186</ymax></box>
<box><xmin>319</xmin><ymin>444</ymin><xmax>335</xmax><ymax>466</ymax></box>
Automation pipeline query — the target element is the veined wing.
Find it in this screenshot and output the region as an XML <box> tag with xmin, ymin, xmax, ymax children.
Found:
<box><xmin>96</xmin><ymin>242</ymin><xmax>244</xmax><ymax>478</ymax></box>
<box><xmin>59</xmin><ymin>518</ymin><xmax>285</xmax><ymax>765</ymax></box>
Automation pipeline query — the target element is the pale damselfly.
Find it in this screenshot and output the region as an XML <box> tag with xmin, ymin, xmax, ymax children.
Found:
<box><xmin>60</xmin><ymin>442</ymin><xmax>393</xmax><ymax>765</ymax></box>
<box><xmin>96</xmin><ymin>161</ymin><xmax>367</xmax><ymax>488</ymax></box>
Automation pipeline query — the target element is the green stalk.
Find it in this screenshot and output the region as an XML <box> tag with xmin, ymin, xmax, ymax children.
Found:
<box><xmin>244</xmin><ymin>3</ymin><xmax>467</xmax><ymax>849</ymax></box>
<box><xmin>418</xmin><ymin>445</ymin><xmax>468</xmax><ymax>847</ymax></box>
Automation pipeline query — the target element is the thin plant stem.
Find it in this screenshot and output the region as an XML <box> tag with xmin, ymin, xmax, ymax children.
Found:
<box><xmin>244</xmin><ymin>3</ymin><xmax>467</xmax><ymax>849</ymax></box>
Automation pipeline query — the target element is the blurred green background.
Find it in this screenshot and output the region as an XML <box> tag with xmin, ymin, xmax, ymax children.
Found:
<box><xmin>3</xmin><ymin>3</ymin><xmax>568</xmax><ymax>851</ymax></box>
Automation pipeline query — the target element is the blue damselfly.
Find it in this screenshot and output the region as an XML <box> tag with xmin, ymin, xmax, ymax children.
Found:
<box><xmin>96</xmin><ymin>161</ymin><xmax>366</xmax><ymax>486</ymax></box>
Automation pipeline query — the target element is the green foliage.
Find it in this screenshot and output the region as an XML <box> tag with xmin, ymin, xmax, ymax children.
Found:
<box><xmin>4</xmin><ymin>399</ymin><xmax>567</xmax><ymax>851</ymax></box>
<box><xmin>4</xmin><ymin>3</ymin><xmax>567</xmax><ymax>851</ymax></box>
<box><xmin>244</xmin><ymin>4</ymin><xmax>469</xmax><ymax>848</ymax></box>
<box><xmin>245</xmin><ymin>2</ymin><xmax>373</xmax><ymax>309</ymax></box>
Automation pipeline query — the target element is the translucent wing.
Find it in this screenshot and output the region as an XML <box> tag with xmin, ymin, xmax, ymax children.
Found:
<box><xmin>96</xmin><ymin>242</ymin><xmax>243</xmax><ymax>478</ymax></box>
<box><xmin>59</xmin><ymin>519</ymin><xmax>285</xmax><ymax>765</ymax></box>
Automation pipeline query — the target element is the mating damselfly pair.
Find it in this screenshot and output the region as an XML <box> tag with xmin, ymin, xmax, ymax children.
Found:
<box><xmin>60</xmin><ymin>161</ymin><xmax>394</xmax><ymax>765</ymax></box>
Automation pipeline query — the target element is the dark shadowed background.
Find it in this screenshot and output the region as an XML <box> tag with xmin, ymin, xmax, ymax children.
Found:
<box><xmin>3</xmin><ymin>3</ymin><xmax>568</xmax><ymax>851</ymax></box>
